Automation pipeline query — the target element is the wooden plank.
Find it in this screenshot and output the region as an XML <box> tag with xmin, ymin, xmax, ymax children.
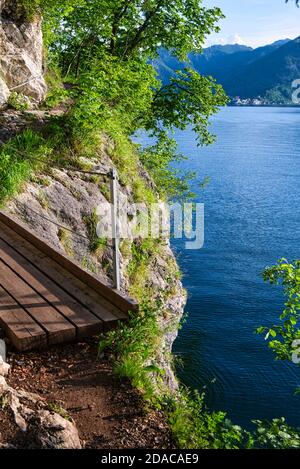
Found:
<box><xmin>0</xmin><ymin>287</ymin><xmax>47</xmax><ymax>351</ymax></box>
<box><xmin>0</xmin><ymin>238</ymin><xmax>103</xmax><ymax>339</ymax></box>
<box><xmin>0</xmin><ymin>260</ymin><xmax>75</xmax><ymax>345</ymax></box>
<box><xmin>0</xmin><ymin>221</ymin><xmax>127</xmax><ymax>325</ymax></box>
<box><xmin>0</xmin><ymin>221</ymin><xmax>126</xmax><ymax>323</ymax></box>
<box><xmin>0</xmin><ymin>211</ymin><xmax>139</xmax><ymax>314</ymax></box>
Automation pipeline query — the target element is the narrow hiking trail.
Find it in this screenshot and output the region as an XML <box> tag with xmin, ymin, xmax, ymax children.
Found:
<box><xmin>3</xmin><ymin>338</ymin><xmax>173</xmax><ymax>449</ymax></box>
<box><xmin>0</xmin><ymin>104</ymin><xmax>70</xmax><ymax>144</ymax></box>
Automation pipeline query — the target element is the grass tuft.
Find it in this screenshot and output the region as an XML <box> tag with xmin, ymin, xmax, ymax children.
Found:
<box><xmin>0</xmin><ymin>130</ymin><xmax>52</xmax><ymax>206</ymax></box>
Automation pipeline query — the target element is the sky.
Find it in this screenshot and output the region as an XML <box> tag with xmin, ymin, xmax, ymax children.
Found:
<box><xmin>204</xmin><ymin>0</ymin><xmax>300</xmax><ymax>48</ymax></box>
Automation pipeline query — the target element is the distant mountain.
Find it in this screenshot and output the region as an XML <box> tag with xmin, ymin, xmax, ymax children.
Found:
<box><xmin>189</xmin><ymin>44</ymin><xmax>253</xmax><ymax>84</ymax></box>
<box><xmin>153</xmin><ymin>44</ymin><xmax>253</xmax><ymax>85</ymax></box>
<box><xmin>154</xmin><ymin>38</ymin><xmax>300</xmax><ymax>105</ymax></box>
<box><xmin>222</xmin><ymin>37</ymin><xmax>300</xmax><ymax>100</ymax></box>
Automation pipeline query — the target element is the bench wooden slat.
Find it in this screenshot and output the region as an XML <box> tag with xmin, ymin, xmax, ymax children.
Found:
<box><xmin>0</xmin><ymin>260</ymin><xmax>75</xmax><ymax>345</ymax></box>
<box><xmin>0</xmin><ymin>287</ymin><xmax>47</xmax><ymax>350</ymax></box>
<box><xmin>0</xmin><ymin>221</ymin><xmax>127</xmax><ymax>324</ymax></box>
<box><xmin>0</xmin><ymin>212</ymin><xmax>138</xmax><ymax>314</ymax></box>
<box><xmin>0</xmin><ymin>238</ymin><xmax>103</xmax><ymax>339</ymax></box>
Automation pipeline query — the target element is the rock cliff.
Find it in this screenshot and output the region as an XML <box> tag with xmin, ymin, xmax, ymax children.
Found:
<box><xmin>5</xmin><ymin>141</ymin><xmax>186</xmax><ymax>391</ymax></box>
<box><xmin>0</xmin><ymin>0</ymin><xmax>47</xmax><ymax>107</ymax></box>
<box><xmin>0</xmin><ymin>0</ymin><xmax>187</xmax><ymax>450</ymax></box>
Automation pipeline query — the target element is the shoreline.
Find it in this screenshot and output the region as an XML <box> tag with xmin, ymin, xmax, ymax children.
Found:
<box><xmin>229</xmin><ymin>104</ymin><xmax>300</xmax><ymax>108</ymax></box>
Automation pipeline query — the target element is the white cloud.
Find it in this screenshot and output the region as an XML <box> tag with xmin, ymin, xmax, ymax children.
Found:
<box><xmin>205</xmin><ymin>32</ymin><xmax>247</xmax><ymax>47</ymax></box>
<box><xmin>227</xmin><ymin>34</ymin><xmax>247</xmax><ymax>45</ymax></box>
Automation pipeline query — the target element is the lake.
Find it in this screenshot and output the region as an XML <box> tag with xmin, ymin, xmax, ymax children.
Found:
<box><xmin>171</xmin><ymin>106</ymin><xmax>300</xmax><ymax>428</ymax></box>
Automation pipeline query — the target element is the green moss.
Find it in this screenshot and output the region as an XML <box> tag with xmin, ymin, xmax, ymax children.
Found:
<box><xmin>47</xmin><ymin>402</ymin><xmax>72</xmax><ymax>422</ymax></box>
<box><xmin>103</xmin><ymin>120</ymin><xmax>156</xmax><ymax>205</ymax></box>
<box><xmin>68</xmin><ymin>186</ymin><xmax>83</xmax><ymax>201</ymax></box>
<box><xmin>36</xmin><ymin>190</ymin><xmax>49</xmax><ymax>210</ymax></box>
<box><xmin>120</xmin><ymin>239</ymin><xmax>132</xmax><ymax>259</ymax></box>
<box><xmin>30</xmin><ymin>174</ymin><xmax>51</xmax><ymax>187</ymax></box>
<box><xmin>7</xmin><ymin>92</ymin><xmax>30</xmax><ymax>111</ymax></box>
<box><xmin>57</xmin><ymin>228</ymin><xmax>73</xmax><ymax>257</ymax></box>
<box><xmin>81</xmin><ymin>255</ymin><xmax>98</xmax><ymax>274</ymax></box>
<box><xmin>98</xmin><ymin>181</ymin><xmax>110</xmax><ymax>201</ymax></box>
<box><xmin>0</xmin><ymin>395</ymin><xmax>8</xmax><ymax>411</ymax></box>
<box><xmin>83</xmin><ymin>210</ymin><xmax>108</xmax><ymax>255</ymax></box>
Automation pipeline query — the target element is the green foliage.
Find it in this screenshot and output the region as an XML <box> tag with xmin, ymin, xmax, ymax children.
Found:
<box><xmin>0</xmin><ymin>130</ymin><xmax>52</xmax><ymax>204</ymax></box>
<box><xmin>99</xmin><ymin>302</ymin><xmax>163</xmax><ymax>401</ymax></box>
<box><xmin>99</xmin><ymin>247</ymin><xmax>300</xmax><ymax>448</ymax></box>
<box><xmin>166</xmin><ymin>389</ymin><xmax>249</xmax><ymax>449</ymax></box>
<box><xmin>83</xmin><ymin>210</ymin><xmax>107</xmax><ymax>254</ymax></box>
<box><xmin>49</xmin><ymin>0</ymin><xmax>223</xmax><ymax>69</ymax></box>
<box><xmin>44</xmin><ymin>67</ymin><xmax>68</xmax><ymax>109</ymax></box>
<box><xmin>127</xmin><ymin>238</ymin><xmax>162</xmax><ymax>299</ymax></box>
<box><xmin>47</xmin><ymin>402</ymin><xmax>72</xmax><ymax>421</ymax></box>
<box><xmin>139</xmin><ymin>134</ymin><xmax>195</xmax><ymax>200</ymax></box>
<box><xmin>17</xmin><ymin>0</ymin><xmax>45</xmax><ymax>18</ymax></box>
<box><xmin>98</xmin><ymin>181</ymin><xmax>111</xmax><ymax>201</ymax></box>
<box><xmin>99</xmin><ymin>121</ymin><xmax>156</xmax><ymax>204</ymax></box>
<box><xmin>16</xmin><ymin>0</ymin><xmax>84</xmax><ymax>53</ymax></box>
<box><xmin>254</xmin><ymin>259</ymin><xmax>300</xmax><ymax>449</ymax></box>
<box><xmin>3</xmin><ymin>0</ymin><xmax>268</xmax><ymax>450</ymax></box>
<box><xmin>65</xmin><ymin>56</ymin><xmax>227</xmax><ymax>198</ymax></box>
<box><xmin>264</xmin><ymin>84</ymin><xmax>293</xmax><ymax>105</ymax></box>
<box><xmin>99</xmin><ymin>295</ymin><xmax>300</xmax><ymax>449</ymax></box>
<box><xmin>17</xmin><ymin>1</ymin><xmax>77</xmax><ymax>21</ymax></box>
<box><xmin>39</xmin><ymin>0</ymin><xmax>228</xmax><ymax>199</ymax></box>
<box><xmin>99</xmin><ymin>233</ymin><xmax>247</xmax><ymax>448</ymax></box>
<box><xmin>1</xmin><ymin>0</ymin><xmax>228</xmax><ymax>203</ymax></box>
<box><xmin>16</xmin><ymin>0</ymin><xmax>64</xmax><ymax>22</ymax></box>
<box><xmin>57</xmin><ymin>228</ymin><xmax>74</xmax><ymax>257</ymax></box>
<box><xmin>99</xmin><ymin>233</ymin><xmax>168</xmax><ymax>401</ymax></box>
<box><xmin>253</xmin><ymin>418</ymin><xmax>300</xmax><ymax>449</ymax></box>
<box><xmin>7</xmin><ymin>92</ymin><xmax>29</xmax><ymax>111</ymax></box>
<box><xmin>68</xmin><ymin>56</ymin><xmax>157</xmax><ymax>140</ymax></box>
<box><xmin>257</xmin><ymin>259</ymin><xmax>300</xmax><ymax>361</ymax></box>
<box><xmin>150</xmin><ymin>68</ymin><xmax>228</xmax><ymax>145</ymax></box>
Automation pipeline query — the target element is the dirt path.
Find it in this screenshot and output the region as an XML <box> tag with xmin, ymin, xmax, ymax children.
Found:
<box><xmin>4</xmin><ymin>339</ymin><xmax>174</xmax><ymax>449</ymax></box>
<box><xmin>0</xmin><ymin>104</ymin><xmax>69</xmax><ymax>145</ymax></box>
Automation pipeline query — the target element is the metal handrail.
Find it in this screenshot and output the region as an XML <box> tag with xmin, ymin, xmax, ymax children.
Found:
<box><xmin>0</xmin><ymin>136</ymin><xmax>121</xmax><ymax>289</ymax></box>
<box><xmin>109</xmin><ymin>168</ymin><xmax>121</xmax><ymax>290</ymax></box>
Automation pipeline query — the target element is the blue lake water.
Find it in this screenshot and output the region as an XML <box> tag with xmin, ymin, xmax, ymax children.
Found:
<box><xmin>170</xmin><ymin>107</ymin><xmax>300</xmax><ymax>428</ymax></box>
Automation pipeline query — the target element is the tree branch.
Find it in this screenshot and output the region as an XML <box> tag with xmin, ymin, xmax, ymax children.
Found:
<box><xmin>125</xmin><ymin>0</ymin><xmax>165</xmax><ymax>55</ymax></box>
<box><xmin>285</xmin><ymin>0</ymin><xmax>299</xmax><ymax>6</ymax></box>
<box><xmin>110</xmin><ymin>0</ymin><xmax>133</xmax><ymax>53</ymax></box>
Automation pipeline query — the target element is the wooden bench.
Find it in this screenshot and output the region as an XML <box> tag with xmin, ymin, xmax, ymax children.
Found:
<box><xmin>0</xmin><ymin>212</ymin><xmax>138</xmax><ymax>351</ymax></box>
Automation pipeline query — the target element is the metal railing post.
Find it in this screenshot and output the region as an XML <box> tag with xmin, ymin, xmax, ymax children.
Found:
<box><xmin>110</xmin><ymin>168</ymin><xmax>121</xmax><ymax>290</ymax></box>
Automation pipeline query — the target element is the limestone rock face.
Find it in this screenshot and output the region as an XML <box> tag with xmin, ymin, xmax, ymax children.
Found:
<box><xmin>0</xmin><ymin>377</ymin><xmax>82</xmax><ymax>449</ymax></box>
<box><xmin>32</xmin><ymin>410</ymin><xmax>82</xmax><ymax>450</ymax></box>
<box><xmin>0</xmin><ymin>0</ymin><xmax>47</xmax><ymax>106</ymax></box>
<box><xmin>0</xmin><ymin>356</ymin><xmax>10</xmax><ymax>376</ymax></box>
<box><xmin>7</xmin><ymin>152</ymin><xmax>186</xmax><ymax>392</ymax></box>
<box><xmin>0</xmin><ymin>76</ymin><xmax>10</xmax><ymax>107</ymax></box>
